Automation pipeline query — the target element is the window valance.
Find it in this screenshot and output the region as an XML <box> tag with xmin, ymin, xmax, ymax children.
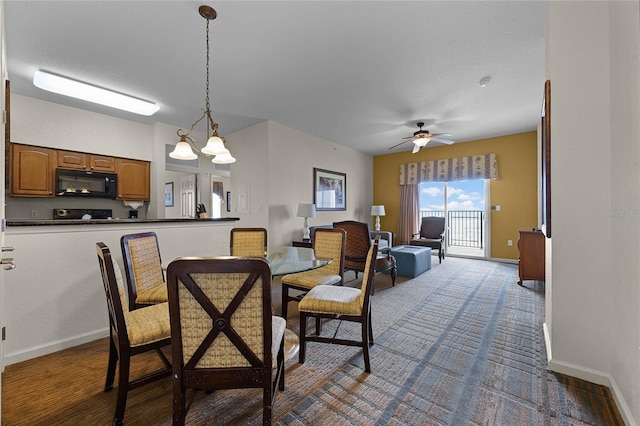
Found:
<box><xmin>399</xmin><ymin>153</ymin><xmax>498</xmax><ymax>185</ymax></box>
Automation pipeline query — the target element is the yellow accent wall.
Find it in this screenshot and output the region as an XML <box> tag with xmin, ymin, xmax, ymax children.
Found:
<box><xmin>373</xmin><ymin>131</ymin><xmax>538</xmax><ymax>260</ymax></box>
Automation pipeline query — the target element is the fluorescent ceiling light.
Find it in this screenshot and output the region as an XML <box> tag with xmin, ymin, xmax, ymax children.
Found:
<box><xmin>33</xmin><ymin>70</ymin><xmax>159</xmax><ymax>116</ymax></box>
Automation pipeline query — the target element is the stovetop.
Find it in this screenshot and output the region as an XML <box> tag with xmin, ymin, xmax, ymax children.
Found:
<box><xmin>53</xmin><ymin>208</ymin><xmax>113</xmax><ymax>220</ymax></box>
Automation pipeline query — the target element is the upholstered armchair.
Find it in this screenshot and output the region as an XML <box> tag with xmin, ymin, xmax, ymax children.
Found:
<box><xmin>410</xmin><ymin>216</ymin><xmax>446</xmax><ymax>263</ymax></box>
<box><xmin>333</xmin><ymin>220</ymin><xmax>396</xmax><ymax>293</ymax></box>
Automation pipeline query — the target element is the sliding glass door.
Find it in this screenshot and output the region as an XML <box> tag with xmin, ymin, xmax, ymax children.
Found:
<box><xmin>419</xmin><ymin>179</ymin><xmax>487</xmax><ymax>258</ymax></box>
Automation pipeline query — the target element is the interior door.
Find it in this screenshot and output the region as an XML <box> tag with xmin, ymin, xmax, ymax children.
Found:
<box><xmin>180</xmin><ymin>174</ymin><xmax>196</xmax><ymax>218</ymax></box>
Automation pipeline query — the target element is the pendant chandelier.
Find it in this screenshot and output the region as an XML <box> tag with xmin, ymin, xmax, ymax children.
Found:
<box><xmin>169</xmin><ymin>5</ymin><xmax>235</xmax><ymax>164</ymax></box>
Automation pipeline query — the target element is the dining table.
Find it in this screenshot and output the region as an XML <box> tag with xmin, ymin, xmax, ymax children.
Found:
<box><xmin>163</xmin><ymin>245</ymin><xmax>331</xmax><ymax>362</ymax></box>
<box><xmin>266</xmin><ymin>245</ymin><xmax>332</xmax><ymax>361</ymax></box>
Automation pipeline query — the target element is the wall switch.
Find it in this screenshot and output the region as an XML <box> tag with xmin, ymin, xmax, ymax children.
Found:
<box><xmin>495</xmin><ymin>205</ymin><xmax>501</xmax><ymax>211</ymax></box>
<box><xmin>507</xmin><ymin>240</ymin><xmax>513</xmax><ymax>246</ymax></box>
<box><xmin>31</xmin><ymin>210</ymin><xmax>37</xmax><ymax>218</ymax></box>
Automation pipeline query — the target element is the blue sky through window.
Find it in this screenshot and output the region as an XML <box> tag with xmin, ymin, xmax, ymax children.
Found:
<box><xmin>419</xmin><ymin>179</ymin><xmax>485</xmax><ymax>211</ymax></box>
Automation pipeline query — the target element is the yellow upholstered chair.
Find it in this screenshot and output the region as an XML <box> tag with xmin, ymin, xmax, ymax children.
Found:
<box><xmin>298</xmin><ymin>237</ymin><xmax>380</xmax><ymax>373</ymax></box>
<box><xmin>96</xmin><ymin>242</ymin><xmax>171</xmax><ymax>426</ymax></box>
<box><xmin>166</xmin><ymin>256</ymin><xmax>285</xmax><ymax>425</ymax></box>
<box><xmin>120</xmin><ymin>232</ymin><xmax>167</xmax><ymax>311</ymax></box>
<box><xmin>281</xmin><ymin>227</ymin><xmax>346</xmax><ymax>320</ymax></box>
<box><xmin>230</xmin><ymin>227</ymin><xmax>268</xmax><ymax>257</ymax></box>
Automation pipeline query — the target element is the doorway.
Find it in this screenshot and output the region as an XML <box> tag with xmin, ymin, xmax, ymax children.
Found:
<box><xmin>418</xmin><ymin>179</ymin><xmax>488</xmax><ymax>258</ymax></box>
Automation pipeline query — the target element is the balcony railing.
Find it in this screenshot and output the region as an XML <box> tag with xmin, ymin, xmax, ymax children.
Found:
<box><xmin>418</xmin><ymin>210</ymin><xmax>484</xmax><ymax>248</ymax></box>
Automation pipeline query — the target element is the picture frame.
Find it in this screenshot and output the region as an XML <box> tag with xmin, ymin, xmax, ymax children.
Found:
<box><xmin>540</xmin><ymin>80</ymin><xmax>551</xmax><ymax>238</ymax></box>
<box><xmin>165</xmin><ymin>182</ymin><xmax>174</xmax><ymax>207</ymax></box>
<box><xmin>313</xmin><ymin>168</ymin><xmax>346</xmax><ymax>211</ymax></box>
<box><xmin>226</xmin><ymin>191</ymin><xmax>231</xmax><ymax>212</ymax></box>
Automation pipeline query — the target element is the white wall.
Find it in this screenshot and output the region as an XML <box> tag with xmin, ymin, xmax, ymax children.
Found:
<box><xmin>223</xmin><ymin>120</ymin><xmax>373</xmax><ymax>246</ymax></box>
<box><xmin>3</xmin><ymin>221</ymin><xmax>234</xmax><ymax>365</ymax></box>
<box><xmin>547</xmin><ymin>2</ymin><xmax>640</xmax><ymax>424</ymax></box>
<box><xmin>267</xmin><ymin>121</ymin><xmax>373</xmax><ymax>246</ymax></box>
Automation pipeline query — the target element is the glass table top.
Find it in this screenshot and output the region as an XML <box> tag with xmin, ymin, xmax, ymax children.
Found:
<box><xmin>266</xmin><ymin>245</ymin><xmax>331</xmax><ymax>276</ymax></box>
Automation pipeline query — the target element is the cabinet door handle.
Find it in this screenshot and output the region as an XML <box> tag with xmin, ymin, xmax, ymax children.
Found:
<box><xmin>2</xmin><ymin>247</ymin><xmax>15</xmax><ymax>252</ymax></box>
<box><xmin>1</xmin><ymin>258</ymin><xmax>15</xmax><ymax>270</ymax></box>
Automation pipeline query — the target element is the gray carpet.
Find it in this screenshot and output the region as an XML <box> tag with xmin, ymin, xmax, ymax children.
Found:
<box><xmin>179</xmin><ymin>256</ymin><xmax>623</xmax><ymax>425</ymax></box>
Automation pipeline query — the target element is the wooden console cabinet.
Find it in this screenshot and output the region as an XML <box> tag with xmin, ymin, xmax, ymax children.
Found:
<box><xmin>517</xmin><ymin>229</ymin><xmax>545</xmax><ymax>285</ymax></box>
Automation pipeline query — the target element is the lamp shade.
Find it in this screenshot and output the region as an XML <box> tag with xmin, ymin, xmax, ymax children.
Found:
<box><xmin>297</xmin><ymin>203</ymin><xmax>316</xmax><ymax>218</ymax></box>
<box><xmin>169</xmin><ymin>140</ymin><xmax>198</xmax><ymax>160</ymax></box>
<box><xmin>201</xmin><ymin>135</ymin><xmax>227</xmax><ymax>156</ymax></box>
<box><xmin>371</xmin><ymin>205</ymin><xmax>386</xmax><ymax>216</ymax></box>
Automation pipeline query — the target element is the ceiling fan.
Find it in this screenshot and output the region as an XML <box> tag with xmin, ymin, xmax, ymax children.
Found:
<box><xmin>389</xmin><ymin>122</ymin><xmax>454</xmax><ymax>154</ymax></box>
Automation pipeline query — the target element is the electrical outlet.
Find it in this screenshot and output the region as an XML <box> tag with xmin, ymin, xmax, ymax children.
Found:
<box><xmin>31</xmin><ymin>210</ymin><xmax>37</xmax><ymax>218</ymax></box>
<box><xmin>507</xmin><ymin>240</ymin><xmax>513</xmax><ymax>246</ymax></box>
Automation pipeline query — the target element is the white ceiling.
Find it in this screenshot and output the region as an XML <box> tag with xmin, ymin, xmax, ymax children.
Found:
<box><xmin>4</xmin><ymin>1</ymin><xmax>546</xmax><ymax>156</ymax></box>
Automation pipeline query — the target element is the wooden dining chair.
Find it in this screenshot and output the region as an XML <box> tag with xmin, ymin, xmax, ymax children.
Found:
<box><xmin>281</xmin><ymin>227</ymin><xmax>346</xmax><ymax>320</ymax></box>
<box><xmin>96</xmin><ymin>242</ymin><xmax>171</xmax><ymax>426</ymax></box>
<box><xmin>120</xmin><ymin>232</ymin><xmax>167</xmax><ymax>311</ymax></box>
<box><xmin>230</xmin><ymin>227</ymin><xmax>268</xmax><ymax>257</ymax></box>
<box><xmin>298</xmin><ymin>237</ymin><xmax>380</xmax><ymax>373</ymax></box>
<box><xmin>333</xmin><ymin>220</ymin><xmax>397</xmax><ymax>294</ymax></box>
<box><xmin>166</xmin><ymin>256</ymin><xmax>286</xmax><ymax>425</ymax></box>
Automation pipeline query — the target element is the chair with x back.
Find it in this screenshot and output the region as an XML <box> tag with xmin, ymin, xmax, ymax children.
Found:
<box><xmin>120</xmin><ymin>232</ymin><xmax>167</xmax><ymax>311</ymax></box>
<box><xmin>230</xmin><ymin>227</ymin><xmax>268</xmax><ymax>257</ymax></box>
<box><xmin>298</xmin><ymin>237</ymin><xmax>380</xmax><ymax>373</ymax></box>
<box><xmin>166</xmin><ymin>256</ymin><xmax>286</xmax><ymax>425</ymax></box>
<box><xmin>281</xmin><ymin>227</ymin><xmax>346</xmax><ymax>320</ymax></box>
<box><xmin>96</xmin><ymin>242</ymin><xmax>171</xmax><ymax>425</ymax></box>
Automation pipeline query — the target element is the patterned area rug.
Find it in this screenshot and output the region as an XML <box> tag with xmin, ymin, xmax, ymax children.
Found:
<box><xmin>177</xmin><ymin>257</ymin><xmax>623</xmax><ymax>425</ymax></box>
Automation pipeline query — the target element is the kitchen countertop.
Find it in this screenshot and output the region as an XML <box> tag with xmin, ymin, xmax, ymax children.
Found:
<box><xmin>7</xmin><ymin>217</ymin><xmax>240</xmax><ymax>226</ymax></box>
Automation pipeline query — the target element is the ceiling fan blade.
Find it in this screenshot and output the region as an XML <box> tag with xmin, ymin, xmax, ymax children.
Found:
<box><xmin>431</xmin><ymin>137</ymin><xmax>455</xmax><ymax>145</ymax></box>
<box><xmin>388</xmin><ymin>139</ymin><xmax>411</xmax><ymax>150</ymax></box>
<box><xmin>412</xmin><ymin>144</ymin><xmax>420</xmax><ymax>154</ymax></box>
<box><xmin>431</xmin><ymin>133</ymin><xmax>452</xmax><ymax>137</ymax></box>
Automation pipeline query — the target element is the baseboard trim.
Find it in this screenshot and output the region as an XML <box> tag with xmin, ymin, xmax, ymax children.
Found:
<box><xmin>547</xmin><ymin>358</ymin><xmax>637</xmax><ymax>426</ymax></box>
<box><xmin>4</xmin><ymin>328</ymin><xmax>109</xmax><ymax>366</ymax></box>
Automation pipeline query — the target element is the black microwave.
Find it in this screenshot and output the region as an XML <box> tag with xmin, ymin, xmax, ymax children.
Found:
<box><xmin>55</xmin><ymin>168</ymin><xmax>118</xmax><ymax>198</ymax></box>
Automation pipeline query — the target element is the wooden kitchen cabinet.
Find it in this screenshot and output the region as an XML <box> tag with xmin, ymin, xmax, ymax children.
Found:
<box><xmin>517</xmin><ymin>229</ymin><xmax>545</xmax><ymax>285</ymax></box>
<box><xmin>116</xmin><ymin>158</ymin><xmax>150</xmax><ymax>200</ymax></box>
<box><xmin>58</xmin><ymin>150</ymin><xmax>116</xmax><ymax>172</ymax></box>
<box><xmin>10</xmin><ymin>143</ymin><xmax>57</xmax><ymax>197</ymax></box>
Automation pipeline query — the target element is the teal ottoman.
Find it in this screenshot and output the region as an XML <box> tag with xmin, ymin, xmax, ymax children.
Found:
<box><xmin>389</xmin><ymin>245</ymin><xmax>432</xmax><ymax>278</ymax></box>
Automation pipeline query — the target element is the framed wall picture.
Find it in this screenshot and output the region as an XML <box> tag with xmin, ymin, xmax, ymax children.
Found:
<box><xmin>313</xmin><ymin>168</ymin><xmax>346</xmax><ymax>211</ymax></box>
<box><xmin>540</xmin><ymin>80</ymin><xmax>551</xmax><ymax>238</ymax></box>
<box><xmin>165</xmin><ymin>182</ymin><xmax>174</xmax><ymax>207</ymax></box>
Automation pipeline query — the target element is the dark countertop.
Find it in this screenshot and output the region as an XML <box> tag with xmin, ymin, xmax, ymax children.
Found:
<box><xmin>7</xmin><ymin>217</ymin><xmax>240</xmax><ymax>226</ymax></box>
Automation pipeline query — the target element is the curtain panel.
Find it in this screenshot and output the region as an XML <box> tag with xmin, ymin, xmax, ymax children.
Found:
<box><xmin>399</xmin><ymin>153</ymin><xmax>498</xmax><ymax>185</ymax></box>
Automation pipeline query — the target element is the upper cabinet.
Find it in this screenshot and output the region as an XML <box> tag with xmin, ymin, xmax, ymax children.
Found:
<box><xmin>58</xmin><ymin>150</ymin><xmax>116</xmax><ymax>172</ymax></box>
<box><xmin>9</xmin><ymin>143</ymin><xmax>150</xmax><ymax>200</ymax></box>
<box><xmin>116</xmin><ymin>158</ymin><xmax>150</xmax><ymax>201</ymax></box>
<box><xmin>10</xmin><ymin>143</ymin><xmax>56</xmax><ymax>197</ymax></box>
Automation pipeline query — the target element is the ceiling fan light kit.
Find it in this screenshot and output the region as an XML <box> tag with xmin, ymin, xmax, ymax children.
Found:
<box><xmin>388</xmin><ymin>121</ymin><xmax>455</xmax><ymax>153</ymax></box>
<box><xmin>169</xmin><ymin>4</ymin><xmax>236</xmax><ymax>164</ymax></box>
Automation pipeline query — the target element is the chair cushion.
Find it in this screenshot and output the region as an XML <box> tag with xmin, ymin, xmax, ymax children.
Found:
<box><xmin>136</xmin><ymin>283</ymin><xmax>168</xmax><ymax>305</ymax></box>
<box><xmin>299</xmin><ymin>285</ymin><xmax>362</xmax><ymax>315</ymax></box>
<box><xmin>124</xmin><ymin>302</ymin><xmax>171</xmax><ymax>346</ymax></box>
<box><xmin>271</xmin><ymin>316</ymin><xmax>286</xmax><ymax>360</ymax></box>
<box><xmin>282</xmin><ymin>266</ymin><xmax>342</xmax><ymax>290</ymax></box>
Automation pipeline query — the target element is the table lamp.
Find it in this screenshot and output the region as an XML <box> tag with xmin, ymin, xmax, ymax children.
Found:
<box><xmin>297</xmin><ymin>203</ymin><xmax>316</xmax><ymax>242</ymax></box>
<box><xmin>371</xmin><ymin>205</ymin><xmax>386</xmax><ymax>231</ymax></box>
